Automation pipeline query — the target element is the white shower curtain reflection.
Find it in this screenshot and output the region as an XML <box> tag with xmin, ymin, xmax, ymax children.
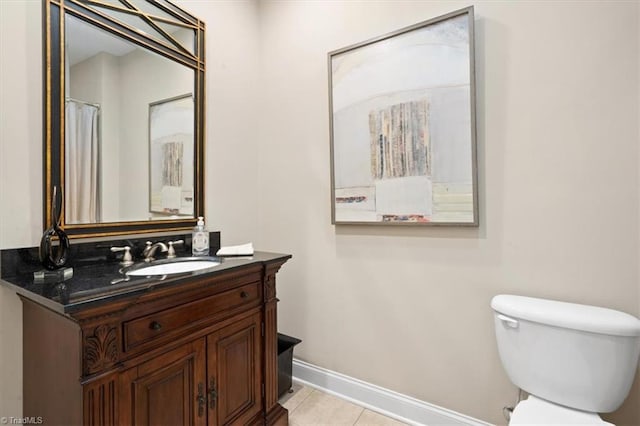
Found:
<box><xmin>65</xmin><ymin>100</ymin><xmax>100</xmax><ymax>224</ymax></box>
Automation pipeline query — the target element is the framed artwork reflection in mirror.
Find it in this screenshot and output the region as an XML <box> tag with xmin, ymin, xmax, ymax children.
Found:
<box><xmin>149</xmin><ymin>93</ymin><xmax>194</xmax><ymax>217</ymax></box>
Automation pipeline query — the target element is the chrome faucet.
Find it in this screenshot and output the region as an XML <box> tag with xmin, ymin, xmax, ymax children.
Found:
<box><xmin>143</xmin><ymin>241</ymin><xmax>168</xmax><ymax>262</ymax></box>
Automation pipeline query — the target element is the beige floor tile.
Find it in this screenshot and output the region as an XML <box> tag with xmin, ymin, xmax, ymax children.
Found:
<box><xmin>354</xmin><ymin>409</ymin><xmax>408</xmax><ymax>425</ymax></box>
<box><xmin>289</xmin><ymin>389</ymin><xmax>364</xmax><ymax>425</ymax></box>
<box><xmin>279</xmin><ymin>382</ymin><xmax>314</xmax><ymax>412</ymax></box>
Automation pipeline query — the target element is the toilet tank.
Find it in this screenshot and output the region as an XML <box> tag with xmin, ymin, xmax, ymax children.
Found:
<box><xmin>491</xmin><ymin>295</ymin><xmax>640</xmax><ymax>413</ymax></box>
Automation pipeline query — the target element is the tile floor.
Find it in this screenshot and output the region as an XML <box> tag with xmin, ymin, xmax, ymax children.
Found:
<box><xmin>279</xmin><ymin>381</ymin><xmax>408</xmax><ymax>426</ymax></box>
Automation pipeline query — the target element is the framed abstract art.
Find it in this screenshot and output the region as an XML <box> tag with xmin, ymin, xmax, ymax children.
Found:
<box><xmin>328</xmin><ymin>7</ymin><xmax>478</xmax><ymax>226</ymax></box>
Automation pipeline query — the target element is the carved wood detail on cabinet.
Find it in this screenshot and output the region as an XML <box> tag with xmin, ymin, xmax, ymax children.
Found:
<box><xmin>83</xmin><ymin>374</ymin><xmax>117</xmax><ymax>426</ymax></box>
<box><xmin>265</xmin><ymin>274</ymin><xmax>276</xmax><ymax>300</ymax></box>
<box><xmin>84</xmin><ymin>324</ymin><xmax>119</xmax><ymax>375</ymax></box>
<box><xmin>264</xmin><ymin>262</ymin><xmax>284</xmax><ymax>301</ymax></box>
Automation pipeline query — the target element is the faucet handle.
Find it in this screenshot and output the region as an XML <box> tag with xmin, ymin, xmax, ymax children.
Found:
<box><xmin>111</xmin><ymin>246</ymin><xmax>133</xmax><ymax>266</ymax></box>
<box><xmin>167</xmin><ymin>240</ymin><xmax>184</xmax><ymax>258</ymax></box>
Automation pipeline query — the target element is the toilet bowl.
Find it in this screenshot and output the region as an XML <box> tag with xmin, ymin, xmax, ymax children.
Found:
<box><xmin>509</xmin><ymin>396</ymin><xmax>613</xmax><ymax>425</ymax></box>
<box><xmin>491</xmin><ymin>295</ymin><xmax>640</xmax><ymax>425</ymax></box>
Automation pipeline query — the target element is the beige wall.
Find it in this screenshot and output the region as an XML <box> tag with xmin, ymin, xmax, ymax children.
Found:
<box><xmin>255</xmin><ymin>1</ymin><xmax>640</xmax><ymax>425</ymax></box>
<box><xmin>177</xmin><ymin>0</ymin><xmax>263</xmax><ymax>247</ymax></box>
<box><xmin>117</xmin><ymin>44</ymin><xmax>194</xmax><ymax>221</ymax></box>
<box><xmin>0</xmin><ymin>0</ymin><xmax>41</xmax><ymax>417</ymax></box>
<box><xmin>1</xmin><ymin>0</ymin><xmax>639</xmax><ymax>424</ymax></box>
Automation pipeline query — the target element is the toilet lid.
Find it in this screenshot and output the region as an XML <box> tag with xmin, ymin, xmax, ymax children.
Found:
<box><xmin>510</xmin><ymin>396</ymin><xmax>613</xmax><ymax>425</ymax></box>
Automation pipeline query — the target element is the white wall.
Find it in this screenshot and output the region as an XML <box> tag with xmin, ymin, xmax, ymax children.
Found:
<box><xmin>1</xmin><ymin>1</ymin><xmax>639</xmax><ymax>424</ymax></box>
<box><xmin>255</xmin><ymin>1</ymin><xmax>640</xmax><ymax>424</ymax></box>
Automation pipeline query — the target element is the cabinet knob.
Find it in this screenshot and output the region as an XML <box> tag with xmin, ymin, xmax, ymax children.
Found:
<box><xmin>240</xmin><ymin>291</ymin><xmax>248</xmax><ymax>299</ymax></box>
<box><xmin>149</xmin><ymin>321</ymin><xmax>162</xmax><ymax>331</ymax></box>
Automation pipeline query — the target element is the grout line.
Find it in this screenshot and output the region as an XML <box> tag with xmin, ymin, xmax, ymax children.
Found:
<box><xmin>288</xmin><ymin>385</ymin><xmax>315</xmax><ymax>416</ymax></box>
<box><xmin>295</xmin><ymin>388</ymin><xmax>315</xmax><ymax>413</ymax></box>
<box><xmin>290</xmin><ymin>384</ymin><xmax>370</xmax><ymax>425</ymax></box>
<box><xmin>353</xmin><ymin>407</ymin><xmax>366</xmax><ymax>426</ymax></box>
<box><xmin>293</xmin><ymin>382</ymin><xmax>368</xmax><ymax>426</ymax></box>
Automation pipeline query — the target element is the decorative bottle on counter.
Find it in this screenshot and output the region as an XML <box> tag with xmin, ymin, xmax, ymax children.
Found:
<box><xmin>192</xmin><ymin>216</ymin><xmax>209</xmax><ymax>256</ymax></box>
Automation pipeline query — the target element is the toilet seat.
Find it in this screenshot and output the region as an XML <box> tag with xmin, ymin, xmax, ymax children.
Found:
<box><xmin>510</xmin><ymin>396</ymin><xmax>614</xmax><ymax>425</ymax></box>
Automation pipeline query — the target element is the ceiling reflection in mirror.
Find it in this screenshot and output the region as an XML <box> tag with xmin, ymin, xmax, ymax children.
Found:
<box><xmin>44</xmin><ymin>0</ymin><xmax>205</xmax><ymax>238</ymax></box>
<box><xmin>79</xmin><ymin>0</ymin><xmax>196</xmax><ymax>54</ymax></box>
<box><xmin>65</xmin><ymin>14</ymin><xmax>195</xmax><ymax>224</ymax></box>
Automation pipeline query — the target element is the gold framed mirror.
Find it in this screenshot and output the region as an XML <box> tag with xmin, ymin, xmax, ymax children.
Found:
<box><xmin>43</xmin><ymin>0</ymin><xmax>205</xmax><ymax>238</ymax></box>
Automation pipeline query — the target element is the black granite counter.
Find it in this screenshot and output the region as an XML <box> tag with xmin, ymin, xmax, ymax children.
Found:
<box><xmin>0</xmin><ymin>234</ymin><xmax>291</xmax><ymax>315</ymax></box>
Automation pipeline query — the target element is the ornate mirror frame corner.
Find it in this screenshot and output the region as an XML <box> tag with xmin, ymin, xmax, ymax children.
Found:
<box><xmin>43</xmin><ymin>0</ymin><xmax>205</xmax><ymax>238</ymax></box>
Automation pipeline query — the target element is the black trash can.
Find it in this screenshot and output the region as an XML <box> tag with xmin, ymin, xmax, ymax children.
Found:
<box><xmin>277</xmin><ymin>333</ymin><xmax>302</xmax><ymax>398</ymax></box>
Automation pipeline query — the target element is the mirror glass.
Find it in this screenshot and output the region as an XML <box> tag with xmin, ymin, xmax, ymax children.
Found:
<box><xmin>84</xmin><ymin>2</ymin><xmax>196</xmax><ymax>54</ymax></box>
<box><xmin>65</xmin><ymin>14</ymin><xmax>195</xmax><ymax>224</ymax></box>
<box><xmin>44</xmin><ymin>0</ymin><xmax>205</xmax><ymax>238</ymax></box>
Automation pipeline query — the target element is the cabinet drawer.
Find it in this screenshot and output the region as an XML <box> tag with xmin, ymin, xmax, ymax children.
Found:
<box><xmin>124</xmin><ymin>281</ymin><xmax>261</xmax><ymax>351</ymax></box>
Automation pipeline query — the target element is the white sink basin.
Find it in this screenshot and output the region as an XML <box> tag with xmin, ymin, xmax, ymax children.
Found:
<box><xmin>125</xmin><ymin>258</ymin><xmax>221</xmax><ymax>276</ymax></box>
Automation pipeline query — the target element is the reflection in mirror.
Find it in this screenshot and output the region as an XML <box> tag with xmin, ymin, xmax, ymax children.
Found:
<box><xmin>80</xmin><ymin>0</ymin><xmax>196</xmax><ymax>54</ymax></box>
<box><xmin>65</xmin><ymin>14</ymin><xmax>195</xmax><ymax>225</ymax></box>
<box><xmin>44</xmin><ymin>0</ymin><xmax>205</xmax><ymax>238</ymax></box>
<box><xmin>149</xmin><ymin>94</ymin><xmax>194</xmax><ymax>216</ymax></box>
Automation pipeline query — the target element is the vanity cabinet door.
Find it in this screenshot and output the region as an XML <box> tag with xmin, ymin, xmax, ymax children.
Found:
<box><xmin>119</xmin><ymin>338</ymin><xmax>207</xmax><ymax>426</ymax></box>
<box><xmin>207</xmin><ymin>312</ymin><xmax>262</xmax><ymax>425</ymax></box>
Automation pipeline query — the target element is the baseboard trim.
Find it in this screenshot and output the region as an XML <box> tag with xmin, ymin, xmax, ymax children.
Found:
<box><xmin>292</xmin><ymin>358</ymin><xmax>492</xmax><ymax>426</ymax></box>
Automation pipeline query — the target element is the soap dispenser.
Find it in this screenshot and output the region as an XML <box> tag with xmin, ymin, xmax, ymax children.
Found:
<box><xmin>192</xmin><ymin>216</ymin><xmax>209</xmax><ymax>256</ymax></box>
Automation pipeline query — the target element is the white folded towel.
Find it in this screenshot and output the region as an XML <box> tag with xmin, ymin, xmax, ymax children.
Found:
<box><xmin>216</xmin><ymin>242</ymin><xmax>254</xmax><ymax>256</ymax></box>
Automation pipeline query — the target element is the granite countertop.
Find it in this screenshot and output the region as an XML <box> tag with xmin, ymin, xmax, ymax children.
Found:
<box><xmin>0</xmin><ymin>235</ymin><xmax>290</xmax><ymax>315</ymax></box>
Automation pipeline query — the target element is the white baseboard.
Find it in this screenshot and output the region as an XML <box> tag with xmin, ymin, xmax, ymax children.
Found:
<box><xmin>292</xmin><ymin>358</ymin><xmax>493</xmax><ymax>426</ymax></box>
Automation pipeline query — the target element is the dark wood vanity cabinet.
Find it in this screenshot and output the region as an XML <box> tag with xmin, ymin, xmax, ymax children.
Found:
<box><xmin>118</xmin><ymin>313</ymin><xmax>261</xmax><ymax>426</ymax></box>
<box><xmin>19</xmin><ymin>255</ymin><xmax>290</xmax><ymax>426</ymax></box>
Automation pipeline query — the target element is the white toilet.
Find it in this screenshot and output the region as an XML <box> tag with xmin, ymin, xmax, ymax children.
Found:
<box><xmin>491</xmin><ymin>294</ymin><xmax>640</xmax><ymax>425</ymax></box>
